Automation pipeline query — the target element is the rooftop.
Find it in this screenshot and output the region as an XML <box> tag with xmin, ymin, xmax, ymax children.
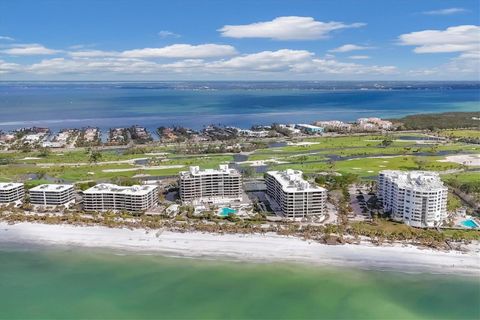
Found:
<box><xmin>0</xmin><ymin>182</ymin><xmax>23</xmax><ymax>190</ymax></box>
<box><xmin>84</xmin><ymin>183</ymin><xmax>157</xmax><ymax>196</ymax></box>
<box><xmin>180</xmin><ymin>165</ymin><xmax>240</xmax><ymax>177</ymax></box>
<box><xmin>379</xmin><ymin>170</ymin><xmax>447</xmax><ymax>192</ymax></box>
<box><xmin>267</xmin><ymin>169</ymin><xmax>326</xmax><ymax>193</ymax></box>
<box><xmin>30</xmin><ymin>184</ymin><xmax>74</xmax><ymax>192</ymax></box>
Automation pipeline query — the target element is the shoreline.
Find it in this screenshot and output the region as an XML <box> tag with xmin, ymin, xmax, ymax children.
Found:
<box><xmin>1</xmin><ymin>222</ymin><xmax>478</xmax><ymax>276</ymax></box>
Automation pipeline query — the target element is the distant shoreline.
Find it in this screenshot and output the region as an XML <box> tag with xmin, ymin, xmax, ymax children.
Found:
<box><xmin>0</xmin><ymin>81</ymin><xmax>478</xmax><ymax>131</ymax></box>
<box><xmin>1</xmin><ymin>222</ymin><xmax>478</xmax><ymax>276</ymax></box>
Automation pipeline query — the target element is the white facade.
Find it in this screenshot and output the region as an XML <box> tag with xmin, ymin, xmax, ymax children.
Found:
<box><xmin>179</xmin><ymin>165</ymin><xmax>242</xmax><ymax>204</ymax></box>
<box><xmin>265</xmin><ymin>169</ymin><xmax>327</xmax><ymax>218</ymax></box>
<box><xmin>83</xmin><ymin>183</ymin><xmax>158</xmax><ymax>212</ymax></box>
<box><xmin>29</xmin><ymin>184</ymin><xmax>75</xmax><ymax>206</ymax></box>
<box><xmin>377</xmin><ymin>170</ymin><xmax>448</xmax><ymax>228</ymax></box>
<box><xmin>0</xmin><ymin>183</ymin><xmax>24</xmax><ymax>204</ymax></box>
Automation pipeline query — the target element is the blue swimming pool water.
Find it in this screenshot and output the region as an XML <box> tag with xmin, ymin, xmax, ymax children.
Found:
<box><xmin>220</xmin><ymin>207</ymin><xmax>236</xmax><ymax>216</ymax></box>
<box><xmin>461</xmin><ymin>219</ymin><xmax>479</xmax><ymax>228</ymax></box>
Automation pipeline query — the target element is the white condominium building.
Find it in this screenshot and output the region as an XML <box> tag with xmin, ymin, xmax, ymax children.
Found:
<box><xmin>265</xmin><ymin>169</ymin><xmax>327</xmax><ymax>218</ymax></box>
<box><xmin>83</xmin><ymin>183</ymin><xmax>158</xmax><ymax>212</ymax></box>
<box><xmin>179</xmin><ymin>165</ymin><xmax>242</xmax><ymax>204</ymax></box>
<box><xmin>377</xmin><ymin>170</ymin><xmax>448</xmax><ymax>228</ymax></box>
<box><xmin>0</xmin><ymin>183</ymin><xmax>24</xmax><ymax>204</ymax></box>
<box><xmin>29</xmin><ymin>184</ymin><xmax>75</xmax><ymax>206</ymax></box>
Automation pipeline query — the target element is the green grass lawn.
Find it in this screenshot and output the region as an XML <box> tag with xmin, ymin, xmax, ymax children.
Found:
<box><xmin>442</xmin><ymin>171</ymin><xmax>480</xmax><ymax>184</ymax></box>
<box><xmin>439</xmin><ymin>129</ymin><xmax>480</xmax><ymax>139</ymax></box>
<box><xmin>334</xmin><ymin>155</ymin><xmax>462</xmax><ymax>177</ymax></box>
<box><xmin>1</xmin><ymin>131</ymin><xmax>477</xmax><ymax>184</ymax></box>
<box><xmin>268</xmin><ymin>155</ymin><xmax>463</xmax><ymax>178</ymax></box>
<box><xmin>0</xmin><ymin>152</ymin><xmax>234</xmax><ymax>183</ymax></box>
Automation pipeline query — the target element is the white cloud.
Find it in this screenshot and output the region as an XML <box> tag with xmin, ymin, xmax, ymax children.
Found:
<box><xmin>329</xmin><ymin>44</ymin><xmax>375</xmax><ymax>53</ymax></box>
<box><xmin>158</xmin><ymin>30</ymin><xmax>180</xmax><ymax>38</ymax></box>
<box><xmin>422</xmin><ymin>8</ymin><xmax>467</xmax><ymax>15</ymax></box>
<box><xmin>0</xmin><ymin>36</ymin><xmax>14</xmax><ymax>41</ymax></box>
<box><xmin>218</xmin><ymin>16</ymin><xmax>365</xmax><ymax>40</ymax></box>
<box><xmin>399</xmin><ymin>25</ymin><xmax>480</xmax><ymax>76</ymax></box>
<box><xmin>26</xmin><ymin>57</ymin><xmax>160</xmax><ymax>74</ymax></box>
<box><xmin>208</xmin><ymin>49</ymin><xmax>313</xmax><ymax>71</ymax></box>
<box><xmin>0</xmin><ymin>48</ymin><xmax>397</xmax><ymax>78</ymax></box>
<box><xmin>348</xmin><ymin>55</ymin><xmax>370</xmax><ymax>59</ymax></box>
<box><xmin>121</xmin><ymin>44</ymin><xmax>237</xmax><ymax>58</ymax></box>
<box><xmin>68</xmin><ymin>44</ymin><xmax>97</xmax><ymax>50</ymax></box>
<box><xmin>208</xmin><ymin>49</ymin><xmax>395</xmax><ymax>75</ymax></box>
<box><xmin>67</xmin><ymin>44</ymin><xmax>237</xmax><ymax>59</ymax></box>
<box><xmin>445</xmin><ymin>51</ymin><xmax>480</xmax><ymax>74</ymax></box>
<box><xmin>1</xmin><ymin>44</ymin><xmax>60</xmax><ymax>55</ymax></box>
<box><xmin>398</xmin><ymin>25</ymin><xmax>480</xmax><ymax>53</ymax></box>
<box><xmin>0</xmin><ymin>59</ymin><xmax>21</xmax><ymax>74</ymax></box>
<box><xmin>291</xmin><ymin>58</ymin><xmax>396</xmax><ymax>75</ymax></box>
<box><xmin>68</xmin><ymin>50</ymin><xmax>120</xmax><ymax>57</ymax></box>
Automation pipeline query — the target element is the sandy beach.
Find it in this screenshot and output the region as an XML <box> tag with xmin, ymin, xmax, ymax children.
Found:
<box><xmin>0</xmin><ymin>222</ymin><xmax>478</xmax><ymax>275</ymax></box>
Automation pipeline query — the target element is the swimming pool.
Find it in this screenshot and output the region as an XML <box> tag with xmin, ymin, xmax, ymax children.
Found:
<box><xmin>219</xmin><ymin>207</ymin><xmax>237</xmax><ymax>217</ymax></box>
<box><xmin>461</xmin><ymin>219</ymin><xmax>479</xmax><ymax>228</ymax></box>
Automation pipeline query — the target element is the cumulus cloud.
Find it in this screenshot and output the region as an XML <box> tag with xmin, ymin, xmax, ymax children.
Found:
<box><xmin>0</xmin><ymin>48</ymin><xmax>397</xmax><ymax>78</ymax></box>
<box><xmin>399</xmin><ymin>25</ymin><xmax>480</xmax><ymax>76</ymax></box>
<box><xmin>207</xmin><ymin>50</ymin><xmax>395</xmax><ymax>75</ymax></box>
<box><xmin>158</xmin><ymin>30</ymin><xmax>180</xmax><ymax>38</ymax></box>
<box><xmin>1</xmin><ymin>44</ymin><xmax>60</xmax><ymax>55</ymax></box>
<box><xmin>121</xmin><ymin>44</ymin><xmax>237</xmax><ymax>58</ymax></box>
<box><xmin>26</xmin><ymin>57</ymin><xmax>160</xmax><ymax>74</ymax></box>
<box><xmin>67</xmin><ymin>44</ymin><xmax>237</xmax><ymax>59</ymax></box>
<box><xmin>0</xmin><ymin>59</ymin><xmax>21</xmax><ymax>74</ymax></box>
<box><xmin>422</xmin><ymin>8</ymin><xmax>467</xmax><ymax>15</ymax></box>
<box><xmin>398</xmin><ymin>25</ymin><xmax>480</xmax><ymax>53</ymax></box>
<box><xmin>329</xmin><ymin>44</ymin><xmax>375</xmax><ymax>53</ymax></box>
<box><xmin>219</xmin><ymin>16</ymin><xmax>365</xmax><ymax>40</ymax></box>
<box><xmin>291</xmin><ymin>58</ymin><xmax>396</xmax><ymax>75</ymax></box>
<box><xmin>209</xmin><ymin>49</ymin><xmax>313</xmax><ymax>71</ymax></box>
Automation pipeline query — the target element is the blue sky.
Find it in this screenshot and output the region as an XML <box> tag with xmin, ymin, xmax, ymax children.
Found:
<box><xmin>0</xmin><ymin>0</ymin><xmax>479</xmax><ymax>80</ymax></box>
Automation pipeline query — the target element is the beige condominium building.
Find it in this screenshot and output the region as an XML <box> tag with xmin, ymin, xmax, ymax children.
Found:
<box><xmin>83</xmin><ymin>183</ymin><xmax>158</xmax><ymax>212</ymax></box>
<box><xmin>265</xmin><ymin>169</ymin><xmax>327</xmax><ymax>218</ymax></box>
<box><xmin>377</xmin><ymin>170</ymin><xmax>448</xmax><ymax>228</ymax></box>
<box><xmin>179</xmin><ymin>165</ymin><xmax>242</xmax><ymax>204</ymax></box>
<box><xmin>29</xmin><ymin>184</ymin><xmax>75</xmax><ymax>206</ymax></box>
<box><xmin>0</xmin><ymin>183</ymin><xmax>25</xmax><ymax>205</ymax></box>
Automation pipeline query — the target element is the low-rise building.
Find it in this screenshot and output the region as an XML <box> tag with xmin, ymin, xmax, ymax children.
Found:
<box><xmin>314</xmin><ymin>120</ymin><xmax>353</xmax><ymax>132</ymax></box>
<box><xmin>0</xmin><ymin>183</ymin><xmax>24</xmax><ymax>204</ymax></box>
<box><xmin>237</xmin><ymin>129</ymin><xmax>269</xmax><ymax>138</ymax></box>
<box><xmin>265</xmin><ymin>169</ymin><xmax>327</xmax><ymax>218</ymax></box>
<box><xmin>377</xmin><ymin>170</ymin><xmax>448</xmax><ymax>227</ymax></box>
<box><xmin>29</xmin><ymin>184</ymin><xmax>75</xmax><ymax>206</ymax></box>
<box><xmin>179</xmin><ymin>165</ymin><xmax>242</xmax><ymax>204</ymax></box>
<box><xmin>83</xmin><ymin>183</ymin><xmax>158</xmax><ymax>212</ymax></box>
<box><xmin>295</xmin><ymin>124</ymin><xmax>325</xmax><ymax>134</ymax></box>
<box><xmin>356</xmin><ymin>117</ymin><xmax>393</xmax><ymax>131</ymax></box>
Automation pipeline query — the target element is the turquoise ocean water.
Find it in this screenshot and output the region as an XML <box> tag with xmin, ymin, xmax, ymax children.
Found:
<box><xmin>0</xmin><ymin>81</ymin><xmax>479</xmax><ymax>131</ymax></box>
<box><xmin>0</xmin><ymin>246</ymin><xmax>478</xmax><ymax>319</ymax></box>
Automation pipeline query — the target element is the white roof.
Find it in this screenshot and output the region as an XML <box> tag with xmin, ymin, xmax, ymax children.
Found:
<box><xmin>267</xmin><ymin>170</ymin><xmax>326</xmax><ymax>193</ymax></box>
<box><xmin>30</xmin><ymin>184</ymin><xmax>74</xmax><ymax>192</ymax></box>
<box><xmin>296</xmin><ymin>124</ymin><xmax>324</xmax><ymax>129</ymax></box>
<box><xmin>0</xmin><ymin>182</ymin><xmax>23</xmax><ymax>190</ymax></box>
<box><xmin>180</xmin><ymin>165</ymin><xmax>240</xmax><ymax>177</ymax></box>
<box><xmin>84</xmin><ymin>183</ymin><xmax>157</xmax><ymax>196</ymax></box>
<box><xmin>379</xmin><ymin>170</ymin><xmax>447</xmax><ymax>192</ymax></box>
